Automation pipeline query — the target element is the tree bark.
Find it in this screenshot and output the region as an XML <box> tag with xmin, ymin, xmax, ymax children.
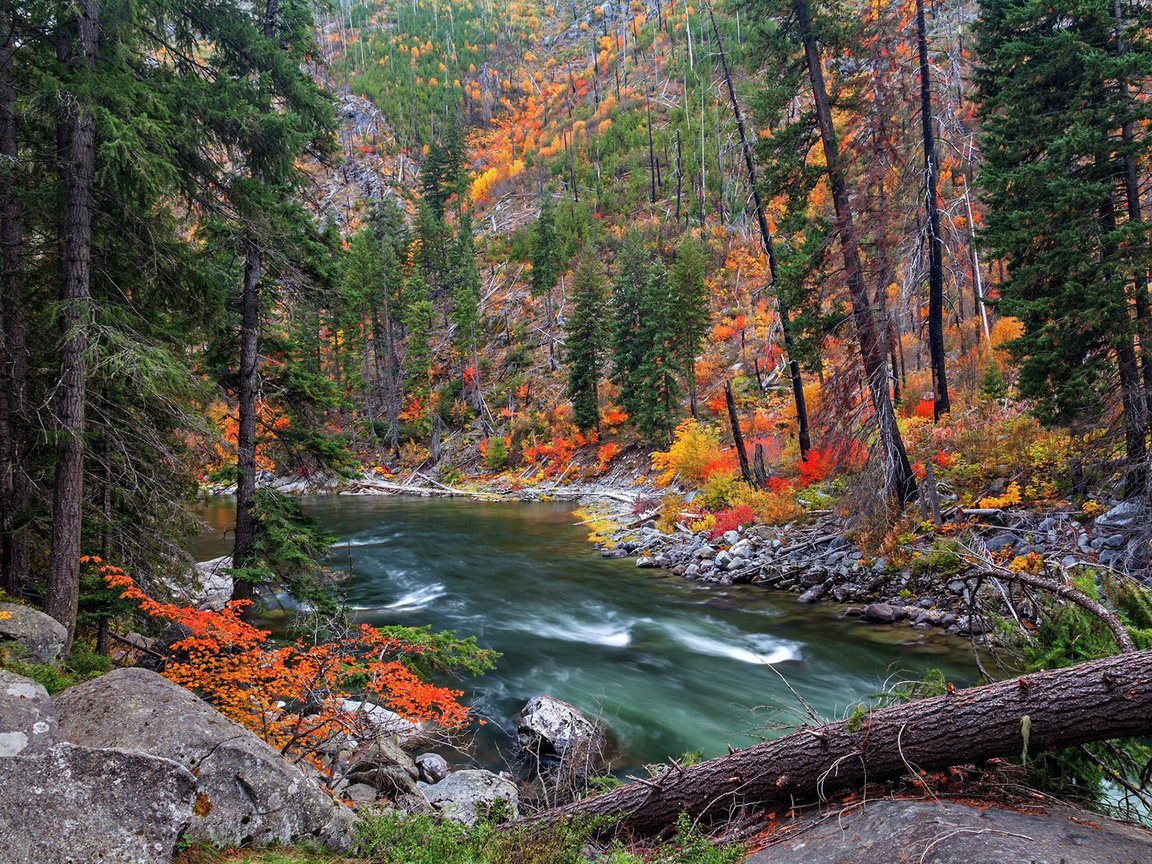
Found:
<box><xmin>47</xmin><ymin>0</ymin><xmax>98</xmax><ymax>648</ymax></box>
<box><xmin>793</xmin><ymin>0</ymin><xmax>917</xmax><ymax>506</ymax></box>
<box><xmin>0</xmin><ymin>0</ymin><xmax>29</xmax><ymax>597</ymax></box>
<box><xmin>526</xmin><ymin>648</ymin><xmax>1152</xmax><ymax>837</ymax></box>
<box><xmin>705</xmin><ymin>0</ymin><xmax>810</xmax><ymax>458</ymax></box>
<box><xmin>915</xmin><ymin>0</ymin><xmax>950</xmax><ymax>420</ymax></box>
<box><xmin>724</xmin><ymin>378</ymin><xmax>755</xmax><ymax>488</ymax></box>
<box><xmin>231</xmin><ymin>238</ymin><xmax>261</xmax><ymax>603</ymax></box>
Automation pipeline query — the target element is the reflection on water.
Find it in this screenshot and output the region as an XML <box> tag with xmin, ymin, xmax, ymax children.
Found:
<box><xmin>193</xmin><ymin>495</ymin><xmax>978</xmax><ymax>770</ymax></box>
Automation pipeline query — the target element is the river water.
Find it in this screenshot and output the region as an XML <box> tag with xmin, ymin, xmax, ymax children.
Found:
<box><xmin>192</xmin><ymin>495</ymin><xmax>977</xmax><ymax>771</ymax></box>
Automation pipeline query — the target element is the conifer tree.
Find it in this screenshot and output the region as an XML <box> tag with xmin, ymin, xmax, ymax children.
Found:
<box><xmin>611</xmin><ymin>230</ymin><xmax>650</xmax><ymax>422</ymax></box>
<box><xmin>450</xmin><ymin>212</ymin><xmax>483</xmax><ymax>412</ymax></box>
<box><xmin>669</xmin><ymin>237</ymin><xmax>710</xmax><ymax>418</ymax></box>
<box><xmin>633</xmin><ymin>261</ymin><xmax>683</xmax><ymax>444</ymax></box>
<box><xmin>531</xmin><ymin>191</ymin><xmax>561</xmax><ymax>370</ymax></box>
<box><xmin>565</xmin><ymin>247</ymin><xmax>609</xmax><ymax>432</ymax></box>
<box><xmin>402</xmin><ymin>272</ymin><xmax>435</xmax><ymax>401</ymax></box>
<box><xmin>975</xmin><ymin>0</ymin><xmax>1152</xmax><ymax>497</ymax></box>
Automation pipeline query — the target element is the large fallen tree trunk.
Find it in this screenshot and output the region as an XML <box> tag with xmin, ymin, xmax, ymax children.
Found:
<box><xmin>524</xmin><ymin>649</ymin><xmax>1152</xmax><ymax>837</ymax></box>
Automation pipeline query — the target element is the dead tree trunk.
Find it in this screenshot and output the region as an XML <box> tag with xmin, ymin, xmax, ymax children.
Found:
<box><xmin>916</xmin><ymin>0</ymin><xmax>949</xmax><ymax>420</ymax></box>
<box><xmin>793</xmin><ymin>0</ymin><xmax>917</xmax><ymax>507</ymax></box>
<box><xmin>724</xmin><ymin>378</ymin><xmax>755</xmax><ymax>488</ymax></box>
<box><xmin>231</xmin><ymin>237</ymin><xmax>261</xmax><ymax>603</ymax></box>
<box><xmin>705</xmin><ymin>0</ymin><xmax>811</xmax><ymax>459</ymax></box>
<box><xmin>526</xmin><ymin>648</ymin><xmax>1152</xmax><ymax>838</ymax></box>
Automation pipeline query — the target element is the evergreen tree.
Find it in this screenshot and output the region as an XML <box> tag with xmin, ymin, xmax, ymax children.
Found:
<box><xmin>633</xmin><ymin>262</ymin><xmax>683</xmax><ymax>444</ymax></box>
<box><xmin>565</xmin><ymin>247</ymin><xmax>609</xmax><ymax>432</ymax></box>
<box><xmin>669</xmin><ymin>237</ymin><xmax>710</xmax><ymax>417</ymax></box>
<box><xmin>402</xmin><ymin>272</ymin><xmax>435</xmax><ymax>401</ymax></box>
<box><xmin>975</xmin><ymin>0</ymin><xmax>1152</xmax><ymax>496</ymax></box>
<box><xmin>449</xmin><ymin>212</ymin><xmax>483</xmax><ymax>412</ymax></box>
<box><xmin>530</xmin><ymin>191</ymin><xmax>561</xmax><ymax>369</ymax></box>
<box><xmin>611</xmin><ymin>230</ymin><xmax>650</xmax><ymax>422</ymax></box>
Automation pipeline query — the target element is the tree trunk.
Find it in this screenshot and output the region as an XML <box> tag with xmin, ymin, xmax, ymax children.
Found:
<box><xmin>793</xmin><ymin>0</ymin><xmax>916</xmax><ymax>507</ymax></box>
<box><xmin>705</xmin><ymin>0</ymin><xmax>810</xmax><ymax>458</ymax></box>
<box><xmin>916</xmin><ymin>0</ymin><xmax>949</xmax><ymax>420</ymax></box>
<box><xmin>0</xmin><ymin>1</ymin><xmax>29</xmax><ymax>597</ymax></box>
<box><xmin>526</xmin><ymin>648</ymin><xmax>1152</xmax><ymax>837</ymax></box>
<box><xmin>724</xmin><ymin>378</ymin><xmax>755</xmax><ymax>488</ymax></box>
<box><xmin>231</xmin><ymin>239</ymin><xmax>261</xmax><ymax>603</ymax></box>
<box><xmin>47</xmin><ymin>0</ymin><xmax>98</xmax><ymax>649</ymax></box>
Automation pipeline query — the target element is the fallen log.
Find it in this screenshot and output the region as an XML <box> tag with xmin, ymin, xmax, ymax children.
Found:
<box><xmin>523</xmin><ymin>649</ymin><xmax>1152</xmax><ymax>837</ymax></box>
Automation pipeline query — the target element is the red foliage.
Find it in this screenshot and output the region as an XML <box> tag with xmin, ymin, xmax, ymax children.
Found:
<box><xmin>933</xmin><ymin>449</ymin><xmax>956</xmax><ymax>469</ymax></box>
<box><xmin>708</xmin><ymin>505</ymin><xmax>757</xmax><ymax>539</ymax></box>
<box><xmin>797</xmin><ymin>446</ymin><xmax>837</xmax><ymax>486</ymax></box>
<box><xmin>913</xmin><ymin>399</ymin><xmax>935</xmax><ymax>419</ymax></box>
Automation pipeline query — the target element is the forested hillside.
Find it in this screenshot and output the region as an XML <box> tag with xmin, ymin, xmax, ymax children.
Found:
<box><xmin>2</xmin><ymin>0</ymin><xmax>1152</xmax><ymax>858</ymax></box>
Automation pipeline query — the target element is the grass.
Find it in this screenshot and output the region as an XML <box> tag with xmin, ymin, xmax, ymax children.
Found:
<box><xmin>175</xmin><ymin>812</ymin><xmax>744</xmax><ymax>864</ymax></box>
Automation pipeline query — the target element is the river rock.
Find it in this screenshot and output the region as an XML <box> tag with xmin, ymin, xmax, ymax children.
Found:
<box><xmin>0</xmin><ymin>742</ymin><xmax>196</xmax><ymax>864</ymax></box>
<box><xmin>422</xmin><ymin>769</ymin><xmax>518</xmax><ymax>825</ymax></box>
<box><xmin>340</xmin><ymin>697</ymin><xmax>434</xmax><ymax>748</ymax></box>
<box><xmin>158</xmin><ymin>555</ymin><xmax>234</xmax><ymax>611</ymax></box>
<box><xmin>0</xmin><ymin>603</ymin><xmax>67</xmax><ymax>662</ymax></box>
<box><xmin>415</xmin><ymin>752</ymin><xmax>450</xmax><ymax>784</ymax></box>
<box><xmin>797</xmin><ymin>581</ymin><xmax>829</xmax><ymax>604</ymax></box>
<box><xmin>54</xmin><ymin>667</ymin><xmax>355</xmax><ymax>849</ymax></box>
<box><xmin>0</xmin><ymin>669</ymin><xmax>58</xmax><ymax>756</ymax></box>
<box><xmin>1095</xmin><ymin>500</ymin><xmax>1148</xmax><ymax>529</ymax></box>
<box><xmin>515</xmin><ymin>695</ymin><xmax>606</xmax><ymax>764</ymax></box>
<box><xmin>863</xmin><ymin>603</ymin><xmax>899</xmax><ymax>624</ymax></box>
<box><xmin>346</xmin><ymin>736</ymin><xmax>420</xmax><ymax>800</ymax></box>
<box><xmin>744</xmin><ymin>799</ymin><xmax>1152</xmax><ymax>864</ymax></box>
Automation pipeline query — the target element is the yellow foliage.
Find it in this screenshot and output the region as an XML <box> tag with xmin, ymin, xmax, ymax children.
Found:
<box><xmin>990</xmin><ymin>316</ymin><xmax>1024</xmax><ymax>351</ymax></box>
<box><xmin>979</xmin><ymin>481</ymin><xmax>1022</xmax><ymax>509</ymax></box>
<box><xmin>651</xmin><ymin>419</ymin><xmax>723</xmax><ymax>488</ymax></box>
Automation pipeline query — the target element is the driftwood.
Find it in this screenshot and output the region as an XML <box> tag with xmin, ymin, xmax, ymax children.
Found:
<box><xmin>522</xmin><ymin>649</ymin><xmax>1152</xmax><ymax>838</ymax></box>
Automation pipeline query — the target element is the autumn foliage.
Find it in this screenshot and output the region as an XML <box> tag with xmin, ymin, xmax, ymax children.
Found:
<box><xmin>95</xmin><ymin>558</ymin><xmax>493</xmax><ymax>769</ymax></box>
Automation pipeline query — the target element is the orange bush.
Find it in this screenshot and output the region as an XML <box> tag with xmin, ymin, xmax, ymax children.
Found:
<box><xmin>96</xmin><ymin>559</ymin><xmax>486</xmax><ymax>770</ymax></box>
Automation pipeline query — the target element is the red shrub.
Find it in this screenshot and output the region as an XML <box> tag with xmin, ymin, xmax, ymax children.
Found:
<box><xmin>708</xmin><ymin>504</ymin><xmax>757</xmax><ymax>539</ymax></box>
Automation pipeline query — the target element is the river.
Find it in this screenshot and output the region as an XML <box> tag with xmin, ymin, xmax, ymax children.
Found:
<box><xmin>192</xmin><ymin>495</ymin><xmax>978</xmax><ymax>772</ymax></box>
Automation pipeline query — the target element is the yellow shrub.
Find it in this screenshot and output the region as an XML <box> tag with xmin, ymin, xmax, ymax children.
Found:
<box><xmin>651</xmin><ymin>419</ymin><xmax>724</xmax><ymax>488</ymax></box>
<box><xmin>728</xmin><ymin>484</ymin><xmax>802</xmax><ymax>525</ymax></box>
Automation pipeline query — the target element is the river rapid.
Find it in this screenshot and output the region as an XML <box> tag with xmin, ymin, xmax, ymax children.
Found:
<box><xmin>192</xmin><ymin>495</ymin><xmax>978</xmax><ymax>772</ymax></box>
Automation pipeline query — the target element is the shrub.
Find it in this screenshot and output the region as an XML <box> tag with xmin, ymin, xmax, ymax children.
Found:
<box><xmin>707</xmin><ymin>505</ymin><xmax>756</xmax><ymax>539</ymax></box>
<box><xmin>652</xmin><ymin>419</ymin><xmax>724</xmax><ymax>488</ymax></box>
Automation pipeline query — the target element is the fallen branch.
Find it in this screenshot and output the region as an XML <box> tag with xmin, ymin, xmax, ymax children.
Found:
<box><xmin>520</xmin><ymin>649</ymin><xmax>1152</xmax><ymax>837</ymax></box>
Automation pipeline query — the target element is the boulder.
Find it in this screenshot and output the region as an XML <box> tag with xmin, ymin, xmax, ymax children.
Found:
<box><xmin>340</xmin><ymin>697</ymin><xmax>434</xmax><ymax>748</ymax></box>
<box><xmin>415</xmin><ymin>752</ymin><xmax>450</xmax><ymax>784</ymax></box>
<box><xmin>54</xmin><ymin>667</ymin><xmax>354</xmax><ymax>849</ymax></box>
<box><xmin>0</xmin><ymin>742</ymin><xmax>196</xmax><ymax>864</ymax></box>
<box><xmin>422</xmin><ymin>769</ymin><xmax>518</xmax><ymax>826</ymax></box>
<box><xmin>745</xmin><ymin>799</ymin><xmax>1152</xmax><ymax>864</ymax></box>
<box><xmin>189</xmin><ymin>555</ymin><xmax>234</xmax><ymax>610</ymax></box>
<box><xmin>0</xmin><ymin>603</ymin><xmax>67</xmax><ymax>662</ymax></box>
<box><xmin>515</xmin><ymin>695</ymin><xmax>606</xmax><ymax>764</ymax></box>
<box><xmin>346</xmin><ymin>736</ymin><xmax>420</xmax><ymax>800</ymax></box>
<box><xmin>862</xmin><ymin>603</ymin><xmax>899</xmax><ymax>624</ymax></box>
<box><xmin>0</xmin><ymin>669</ymin><xmax>58</xmax><ymax>756</ymax></box>
<box><xmin>1095</xmin><ymin>500</ymin><xmax>1148</xmax><ymax>530</ymax></box>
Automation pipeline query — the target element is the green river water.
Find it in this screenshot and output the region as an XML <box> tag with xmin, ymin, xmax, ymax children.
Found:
<box><xmin>192</xmin><ymin>495</ymin><xmax>977</xmax><ymax>771</ymax></box>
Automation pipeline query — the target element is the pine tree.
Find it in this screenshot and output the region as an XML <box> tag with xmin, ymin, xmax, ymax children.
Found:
<box><xmin>565</xmin><ymin>247</ymin><xmax>609</xmax><ymax>433</ymax></box>
<box><xmin>669</xmin><ymin>236</ymin><xmax>710</xmax><ymax>418</ymax></box>
<box><xmin>531</xmin><ymin>191</ymin><xmax>561</xmax><ymax>370</ymax></box>
<box><xmin>633</xmin><ymin>261</ymin><xmax>683</xmax><ymax>444</ymax></box>
<box><xmin>975</xmin><ymin>0</ymin><xmax>1152</xmax><ymax>496</ymax></box>
<box><xmin>611</xmin><ymin>230</ymin><xmax>650</xmax><ymax>422</ymax></box>
<box><xmin>402</xmin><ymin>272</ymin><xmax>435</xmax><ymax>401</ymax></box>
<box><xmin>449</xmin><ymin>212</ymin><xmax>483</xmax><ymax>413</ymax></box>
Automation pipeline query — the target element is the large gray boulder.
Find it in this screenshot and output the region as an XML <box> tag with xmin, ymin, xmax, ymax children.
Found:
<box><xmin>54</xmin><ymin>667</ymin><xmax>355</xmax><ymax>849</ymax></box>
<box><xmin>0</xmin><ymin>669</ymin><xmax>58</xmax><ymax>756</ymax></box>
<box><xmin>422</xmin><ymin>769</ymin><xmax>518</xmax><ymax>826</ymax></box>
<box><xmin>345</xmin><ymin>736</ymin><xmax>421</xmax><ymax>801</ymax></box>
<box><xmin>515</xmin><ymin>695</ymin><xmax>606</xmax><ymax>764</ymax></box>
<box><xmin>0</xmin><ymin>742</ymin><xmax>196</xmax><ymax>864</ymax></box>
<box><xmin>0</xmin><ymin>603</ymin><xmax>67</xmax><ymax>662</ymax></box>
<box><xmin>745</xmin><ymin>799</ymin><xmax>1152</xmax><ymax>864</ymax></box>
